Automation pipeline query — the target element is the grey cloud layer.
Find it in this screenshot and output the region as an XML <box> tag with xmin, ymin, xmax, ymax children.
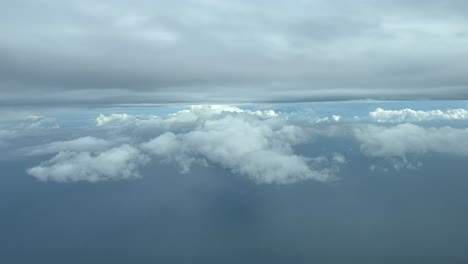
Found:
<box><xmin>1</xmin><ymin>0</ymin><xmax>468</xmax><ymax>105</ymax></box>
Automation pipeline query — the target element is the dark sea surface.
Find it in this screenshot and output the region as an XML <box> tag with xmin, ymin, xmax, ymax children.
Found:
<box><xmin>2</xmin><ymin>148</ymin><xmax>468</xmax><ymax>263</ymax></box>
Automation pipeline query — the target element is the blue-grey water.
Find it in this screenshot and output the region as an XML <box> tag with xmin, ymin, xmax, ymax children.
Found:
<box><xmin>2</xmin><ymin>149</ymin><xmax>468</xmax><ymax>263</ymax></box>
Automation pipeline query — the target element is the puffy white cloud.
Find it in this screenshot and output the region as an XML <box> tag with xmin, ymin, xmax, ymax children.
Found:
<box><xmin>315</xmin><ymin>115</ymin><xmax>342</xmax><ymax>123</ymax></box>
<box><xmin>16</xmin><ymin>104</ymin><xmax>468</xmax><ymax>182</ymax></box>
<box><xmin>27</xmin><ymin>144</ymin><xmax>149</xmax><ymax>182</ymax></box>
<box><xmin>95</xmin><ymin>105</ymin><xmax>279</xmax><ymax>129</ymax></box>
<box><xmin>353</xmin><ymin>123</ymin><xmax>468</xmax><ymax>171</ymax></box>
<box><xmin>370</xmin><ymin>108</ymin><xmax>468</xmax><ymax>123</ymax></box>
<box><xmin>96</xmin><ymin>113</ymin><xmax>139</xmax><ymax>126</ymax></box>
<box><xmin>139</xmin><ymin>107</ymin><xmax>336</xmax><ymax>184</ymax></box>
<box><xmin>332</xmin><ymin>115</ymin><xmax>342</xmax><ymax>122</ymax></box>
<box><xmin>26</xmin><ymin>105</ymin><xmax>345</xmax><ymax>184</ymax></box>
<box><xmin>354</xmin><ymin>123</ymin><xmax>468</xmax><ymax>158</ymax></box>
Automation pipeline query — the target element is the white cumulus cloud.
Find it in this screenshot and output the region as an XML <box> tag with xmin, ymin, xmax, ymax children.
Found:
<box><xmin>354</xmin><ymin>123</ymin><xmax>468</xmax><ymax>158</ymax></box>
<box><xmin>96</xmin><ymin>113</ymin><xmax>139</xmax><ymax>126</ymax></box>
<box><xmin>27</xmin><ymin>144</ymin><xmax>149</xmax><ymax>182</ymax></box>
<box><xmin>315</xmin><ymin>115</ymin><xmax>342</xmax><ymax>123</ymax></box>
<box><xmin>370</xmin><ymin>108</ymin><xmax>468</xmax><ymax>123</ymax></box>
<box><xmin>140</xmin><ymin>111</ymin><xmax>334</xmax><ymax>184</ymax></box>
<box><xmin>353</xmin><ymin>123</ymin><xmax>468</xmax><ymax>171</ymax></box>
<box><xmin>26</xmin><ymin>105</ymin><xmax>345</xmax><ymax>184</ymax></box>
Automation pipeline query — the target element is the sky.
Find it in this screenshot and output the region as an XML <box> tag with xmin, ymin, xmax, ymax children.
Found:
<box><xmin>1</xmin><ymin>0</ymin><xmax>468</xmax><ymax>106</ymax></box>
<box><xmin>2</xmin><ymin>1</ymin><xmax>468</xmax><ymax>263</ymax></box>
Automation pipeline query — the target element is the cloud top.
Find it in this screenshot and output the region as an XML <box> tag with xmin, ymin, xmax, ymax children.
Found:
<box><xmin>26</xmin><ymin>105</ymin><xmax>341</xmax><ymax>184</ymax></box>
<box><xmin>22</xmin><ymin>104</ymin><xmax>468</xmax><ymax>183</ymax></box>
<box><xmin>355</xmin><ymin>123</ymin><xmax>468</xmax><ymax>158</ymax></box>
<box><xmin>370</xmin><ymin>108</ymin><xmax>468</xmax><ymax>123</ymax></box>
<box><xmin>141</xmin><ymin>114</ymin><xmax>333</xmax><ymax>184</ymax></box>
<box><xmin>27</xmin><ymin>144</ymin><xmax>149</xmax><ymax>182</ymax></box>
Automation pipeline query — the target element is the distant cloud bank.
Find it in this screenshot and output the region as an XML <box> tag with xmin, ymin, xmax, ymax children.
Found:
<box><xmin>7</xmin><ymin>104</ymin><xmax>467</xmax><ymax>183</ymax></box>
<box><xmin>370</xmin><ymin>108</ymin><xmax>468</xmax><ymax>123</ymax></box>
<box><xmin>25</xmin><ymin>105</ymin><xmax>343</xmax><ymax>184</ymax></box>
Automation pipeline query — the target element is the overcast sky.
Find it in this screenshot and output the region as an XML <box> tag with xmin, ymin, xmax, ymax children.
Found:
<box><xmin>1</xmin><ymin>0</ymin><xmax>468</xmax><ymax>106</ymax></box>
